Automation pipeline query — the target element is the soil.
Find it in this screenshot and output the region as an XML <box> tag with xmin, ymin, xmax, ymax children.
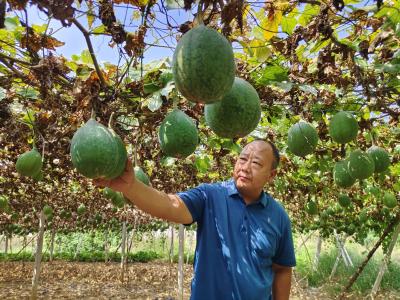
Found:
<box><xmin>0</xmin><ymin>261</ymin><xmax>398</xmax><ymax>299</ymax></box>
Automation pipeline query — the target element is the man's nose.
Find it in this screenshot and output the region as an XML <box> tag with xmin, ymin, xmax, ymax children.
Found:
<box><xmin>241</xmin><ymin>160</ymin><xmax>251</xmax><ymax>172</ymax></box>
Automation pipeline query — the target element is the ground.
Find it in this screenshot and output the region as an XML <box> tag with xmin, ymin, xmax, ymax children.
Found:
<box><xmin>0</xmin><ymin>261</ymin><xmax>398</xmax><ymax>299</ymax></box>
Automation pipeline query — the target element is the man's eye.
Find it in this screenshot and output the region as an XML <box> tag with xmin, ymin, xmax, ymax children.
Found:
<box><xmin>253</xmin><ymin>162</ymin><xmax>261</xmax><ymax>166</ymax></box>
<box><xmin>240</xmin><ymin>157</ymin><xmax>246</xmax><ymax>161</ymax></box>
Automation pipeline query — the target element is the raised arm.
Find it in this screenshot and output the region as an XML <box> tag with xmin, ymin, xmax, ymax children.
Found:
<box><xmin>94</xmin><ymin>159</ymin><xmax>193</xmax><ymax>224</ymax></box>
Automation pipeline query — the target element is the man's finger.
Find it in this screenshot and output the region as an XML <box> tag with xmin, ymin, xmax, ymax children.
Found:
<box><xmin>93</xmin><ymin>179</ymin><xmax>108</xmax><ymax>187</ymax></box>
<box><xmin>126</xmin><ymin>158</ymin><xmax>133</xmax><ymax>172</ymax></box>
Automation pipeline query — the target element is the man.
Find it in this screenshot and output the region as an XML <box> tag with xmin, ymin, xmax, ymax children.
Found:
<box><xmin>95</xmin><ymin>140</ymin><xmax>296</xmax><ymax>299</ymax></box>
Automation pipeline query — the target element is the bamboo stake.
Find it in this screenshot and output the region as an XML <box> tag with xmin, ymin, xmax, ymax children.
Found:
<box><xmin>370</xmin><ymin>222</ymin><xmax>400</xmax><ymax>298</ymax></box>
<box><xmin>178</xmin><ymin>225</ymin><xmax>185</xmax><ymax>300</ymax></box>
<box><xmin>31</xmin><ymin>210</ymin><xmax>46</xmax><ymax>300</ymax></box>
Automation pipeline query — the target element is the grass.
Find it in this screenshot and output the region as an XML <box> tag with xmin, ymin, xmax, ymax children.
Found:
<box><xmin>0</xmin><ymin>250</ymin><xmax>161</xmax><ymax>263</ymax></box>
<box><xmin>294</xmin><ymin>235</ymin><xmax>400</xmax><ymax>297</ymax></box>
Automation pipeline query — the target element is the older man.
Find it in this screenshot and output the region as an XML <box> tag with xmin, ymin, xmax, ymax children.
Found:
<box><xmin>95</xmin><ymin>140</ymin><xmax>295</xmax><ymax>300</ymax></box>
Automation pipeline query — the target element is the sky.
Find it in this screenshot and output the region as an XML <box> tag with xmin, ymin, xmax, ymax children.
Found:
<box><xmin>12</xmin><ymin>2</ymin><xmax>194</xmax><ymax>65</ymax></box>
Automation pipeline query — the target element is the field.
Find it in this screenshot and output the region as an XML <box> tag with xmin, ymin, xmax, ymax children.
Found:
<box><xmin>0</xmin><ymin>231</ymin><xmax>399</xmax><ymax>299</ymax></box>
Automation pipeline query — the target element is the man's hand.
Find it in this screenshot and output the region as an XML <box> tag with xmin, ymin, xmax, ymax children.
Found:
<box><xmin>93</xmin><ymin>158</ymin><xmax>193</xmax><ymax>224</ymax></box>
<box><xmin>94</xmin><ymin>159</ymin><xmax>135</xmax><ymax>194</ymax></box>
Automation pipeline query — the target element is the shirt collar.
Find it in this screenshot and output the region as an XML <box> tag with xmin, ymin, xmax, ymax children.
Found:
<box><xmin>226</xmin><ymin>179</ymin><xmax>269</xmax><ymax>208</ymax></box>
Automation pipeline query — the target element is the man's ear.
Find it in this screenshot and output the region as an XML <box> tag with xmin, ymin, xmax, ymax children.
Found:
<box><xmin>268</xmin><ymin>169</ymin><xmax>278</xmax><ymax>182</ymax></box>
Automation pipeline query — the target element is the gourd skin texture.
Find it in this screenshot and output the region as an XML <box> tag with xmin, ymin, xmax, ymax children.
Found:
<box><xmin>287</xmin><ymin>121</ymin><xmax>319</xmax><ymax>157</ymax></box>
<box><xmin>70</xmin><ymin>119</ymin><xmax>127</xmax><ymax>179</ymax></box>
<box><xmin>16</xmin><ymin>148</ymin><xmax>42</xmax><ymax>177</ymax></box>
<box><xmin>348</xmin><ymin>149</ymin><xmax>375</xmax><ymax>180</ymax></box>
<box><xmin>158</xmin><ymin>109</ymin><xmax>198</xmax><ymax>158</ymax></box>
<box><xmin>172</xmin><ymin>25</ymin><xmax>235</xmax><ymax>103</ymax></box>
<box><xmin>367</xmin><ymin>146</ymin><xmax>390</xmax><ymax>173</ymax></box>
<box><xmin>334</xmin><ymin>160</ymin><xmax>356</xmax><ymax>188</ymax></box>
<box><xmin>329</xmin><ymin>111</ymin><xmax>358</xmax><ymax>144</ymax></box>
<box><xmin>204</xmin><ymin>77</ymin><xmax>261</xmax><ymax>138</ymax></box>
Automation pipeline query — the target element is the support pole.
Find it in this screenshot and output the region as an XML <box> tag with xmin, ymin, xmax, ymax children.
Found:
<box><xmin>177</xmin><ymin>224</ymin><xmax>185</xmax><ymax>300</ymax></box>
<box><xmin>31</xmin><ymin>210</ymin><xmax>46</xmax><ymax>300</ymax></box>
<box><xmin>370</xmin><ymin>222</ymin><xmax>400</xmax><ymax>298</ymax></box>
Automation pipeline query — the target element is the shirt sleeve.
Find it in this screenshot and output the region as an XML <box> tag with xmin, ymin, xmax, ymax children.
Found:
<box><xmin>177</xmin><ymin>184</ymin><xmax>208</xmax><ymax>224</ymax></box>
<box><xmin>272</xmin><ymin>215</ymin><xmax>296</xmax><ymax>267</ymax></box>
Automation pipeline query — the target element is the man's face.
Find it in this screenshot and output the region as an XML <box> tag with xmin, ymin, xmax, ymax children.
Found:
<box><xmin>233</xmin><ymin>141</ymin><xmax>277</xmax><ymax>195</ymax></box>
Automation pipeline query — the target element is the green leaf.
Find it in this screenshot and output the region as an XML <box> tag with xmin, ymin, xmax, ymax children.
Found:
<box><xmin>21</xmin><ymin>109</ymin><xmax>36</xmax><ymax>127</ymax></box>
<box><xmin>91</xmin><ymin>25</ymin><xmax>106</xmax><ymax>34</ymax></box>
<box><xmin>143</xmin><ymin>82</ymin><xmax>161</xmax><ymax>94</ymax></box>
<box><xmin>32</xmin><ymin>24</ymin><xmax>48</xmax><ymax>34</ymax></box>
<box><xmin>274</xmin><ymin>81</ymin><xmax>293</xmax><ymax>92</ymax></box>
<box><xmin>222</xmin><ymin>140</ymin><xmax>242</xmax><ymax>154</ymax></box>
<box><xmin>87</xmin><ymin>2</ymin><xmax>95</xmax><ymax>29</ymax></box>
<box><xmin>281</xmin><ymin>8</ymin><xmax>298</xmax><ymax>34</ymax></box>
<box><xmin>161</xmin><ymin>157</ymin><xmax>176</xmax><ymax>166</ymax></box>
<box><xmin>354</xmin><ymin>57</ymin><xmax>368</xmax><ymax>69</ymax></box>
<box><xmin>0</xmin><ymin>88</ymin><xmax>5</xmax><ymax>101</ymax></box>
<box><xmin>4</xmin><ymin>17</ymin><xmax>20</xmax><ymax>30</ymax></box>
<box><xmin>256</xmin><ymin>65</ymin><xmax>288</xmax><ymax>84</ymax></box>
<box><xmin>160</xmin><ymin>81</ymin><xmax>175</xmax><ymax>97</ymax></box>
<box><xmin>160</xmin><ymin>71</ymin><xmax>174</xmax><ymax>86</ymax></box>
<box><xmin>144</xmin><ymin>92</ymin><xmax>163</xmax><ymax>112</ymax></box>
<box><xmin>339</xmin><ymin>38</ymin><xmax>358</xmax><ymax>51</ymax></box>
<box><xmin>195</xmin><ymin>155</ymin><xmax>211</xmax><ymax>173</ymax></box>
<box><xmin>16</xmin><ymin>87</ymin><xmax>39</xmax><ymax>99</ymax></box>
<box><xmin>298</xmin><ymin>4</ymin><xmax>319</xmax><ymax>27</ymax></box>
<box><xmin>299</xmin><ymin>84</ymin><xmax>318</xmax><ymax>96</ymax></box>
<box><xmin>166</xmin><ymin>0</ymin><xmax>185</xmax><ymax>9</ymax></box>
<box><xmin>80</xmin><ymin>50</ymin><xmax>94</xmax><ymax>65</ymax></box>
<box><xmin>116</xmin><ymin>115</ymin><xmax>138</xmax><ymax>130</ymax></box>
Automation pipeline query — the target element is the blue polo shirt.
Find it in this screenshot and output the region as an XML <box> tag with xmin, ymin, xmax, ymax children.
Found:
<box><xmin>178</xmin><ymin>179</ymin><xmax>296</xmax><ymax>300</ymax></box>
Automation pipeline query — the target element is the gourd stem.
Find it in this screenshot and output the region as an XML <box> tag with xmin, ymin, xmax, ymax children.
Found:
<box><xmin>370</xmin><ymin>130</ymin><xmax>375</xmax><ymax>146</ymax></box>
<box><xmin>108</xmin><ymin>112</ymin><xmax>115</xmax><ymax>129</ymax></box>
<box><xmin>90</xmin><ymin>108</ymin><xmax>96</xmax><ymax>120</ymax></box>
<box><xmin>195</xmin><ymin>1</ymin><xmax>204</xmax><ymax>26</ymax></box>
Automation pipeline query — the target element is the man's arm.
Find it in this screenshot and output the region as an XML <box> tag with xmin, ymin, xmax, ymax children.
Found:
<box><xmin>271</xmin><ymin>263</ymin><xmax>292</xmax><ymax>300</ymax></box>
<box><xmin>94</xmin><ymin>159</ymin><xmax>193</xmax><ymax>224</ymax></box>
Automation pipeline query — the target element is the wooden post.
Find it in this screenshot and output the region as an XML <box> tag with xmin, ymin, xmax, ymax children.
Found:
<box><xmin>74</xmin><ymin>232</ymin><xmax>83</xmax><ymax>260</ymax></box>
<box><xmin>370</xmin><ymin>222</ymin><xmax>400</xmax><ymax>298</ymax></box>
<box><xmin>330</xmin><ymin>234</ymin><xmax>348</xmax><ymax>279</ymax></box>
<box><xmin>4</xmin><ymin>235</ymin><xmax>8</xmax><ymax>254</ymax></box>
<box><xmin>120</xmin><ymin>221</ymin><xmax>127</xmax><ymax>283</ymax></box>
<box><xmin>178</xmin><ymin>224</ymin><xmax>185</xmax><ymax>300</ymax></box>
<box><xmin>186</xmin><ymin>231</ymin><xmax>192</xmax><ymax>264</ymax></box>
<box><xmin>313</xmin><ymin>235</ymin><xmax>322</xmax><ymax>271</ymax></box>
<box><xmin>297</xmin><ymin>231</ymin><xmax>314</xmax><ymax>251</ymax></box>
<box><xmin>49</xmin><ymin>228</ymin><xmax>55</xmax><ymax>262</ymax></box>
<box><xmin>23</xmin><ymin>235</ymin><xmax>27</xmax><ymax>251</ymax></box>
<box><xmin>169</xmin><ymin>225</ymin><xmax>174</xmax><ymax>263</ymax></box>
<box><xmin>9</xmin><ymin>234</ymin><xmax>12</xmax><ymax>253</ymax></box>
<box><xmin>31</xmin><ymin>210</ymin><xmax>46</xmax><ymax>300</ymax></box>
<box><xmin>104</xmin><ymin>229</ymin><xmax>109</xmax><ymax>263</ymax></box>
